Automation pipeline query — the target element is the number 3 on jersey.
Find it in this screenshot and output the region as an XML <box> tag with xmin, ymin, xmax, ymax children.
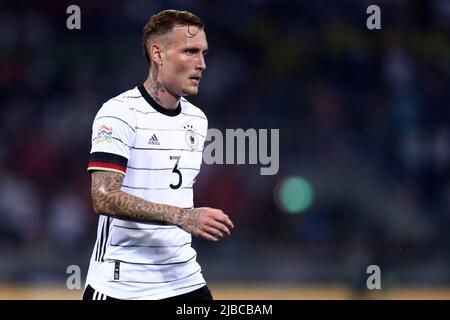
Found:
<box><xmin>169</xmin><ymin>156</ymin><xmax>182</xmax><ymax>189</ymax></box>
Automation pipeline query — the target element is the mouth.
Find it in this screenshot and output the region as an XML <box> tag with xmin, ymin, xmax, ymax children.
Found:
<box><xmin>189</xmin><ymin>76</ymin><xmax>201</xmax><ymax>84</ymax></box>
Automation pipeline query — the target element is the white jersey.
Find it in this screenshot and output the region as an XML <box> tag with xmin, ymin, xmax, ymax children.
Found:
<box><xmin>85</xmin><ymin>85</ymin><xmax>208</xmax><ymax>300</ymax></box>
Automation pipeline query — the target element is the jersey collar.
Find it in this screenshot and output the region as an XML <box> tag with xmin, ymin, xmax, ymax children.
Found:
<box><xmin>138</xmin><ymin>85</ymin><xmax>181</xmax><ymax>117</ymax></box>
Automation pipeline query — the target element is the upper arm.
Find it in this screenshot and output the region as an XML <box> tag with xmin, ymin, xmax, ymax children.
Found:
<box><xmin>91</xmin><ymin>170</ymin><xmax>125</xmax><ymax>214</ymax></box>
<box><xmin>87</xmin><ymin>100</ymin><xmax>136</xmax><ymax>175</ymax></box>
<box><xmin>87</xmin><ymin>100</ymin><xmax>136</xmax><ymax>214</ymax></box>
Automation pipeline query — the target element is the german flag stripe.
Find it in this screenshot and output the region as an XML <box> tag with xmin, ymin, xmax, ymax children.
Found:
<box><xmin>88</xmin><ymin>162</ymin><xmax>126</xmax><ymax>173</ymax></box>
<box><xmin>87</xmin><ymin>152</ymin><xmax>128</xmax><ymax>174</ymax></box>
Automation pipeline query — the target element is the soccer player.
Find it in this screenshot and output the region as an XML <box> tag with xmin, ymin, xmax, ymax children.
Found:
<box><xmin>83</xmin><ymin>10</ymin><xmax>234</xmax><ymax>300</ymax></box>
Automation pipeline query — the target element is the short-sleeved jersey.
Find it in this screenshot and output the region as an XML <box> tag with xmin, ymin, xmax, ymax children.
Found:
<box><xmin>85</xmin><ymin>85</ymin><xmax>208</xmax><ymax>300</ymax></box>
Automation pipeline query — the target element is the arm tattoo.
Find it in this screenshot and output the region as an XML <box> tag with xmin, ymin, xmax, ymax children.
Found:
<box><xmin>176</xmin><ymin>208</ymin><xmax>204</xmax><ymax>235</ymax></box>
<box><xmin>91</xmin><ymin>171</ymin><xmax>182</xmax><ymax>225</ymax></box>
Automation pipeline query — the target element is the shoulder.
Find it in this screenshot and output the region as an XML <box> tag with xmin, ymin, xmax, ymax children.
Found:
<box><xmin>180</xmin><ymin>97</ymin><xmax>208</xmax><ymax>122</ymax></box>
<box><xmin>95</xmin><ymin>87</ymin><xmax>141</xmax><ymax>121</ymax></box>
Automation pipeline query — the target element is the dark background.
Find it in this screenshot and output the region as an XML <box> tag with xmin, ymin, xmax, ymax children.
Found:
<box><xmin>0</xmin><ymin>0</ymin><xmax>449</xmax><ymax>298</ymax></box>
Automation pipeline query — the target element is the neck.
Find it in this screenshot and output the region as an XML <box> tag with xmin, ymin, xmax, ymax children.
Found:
<box><xmin>143</xmin><ymin>69</ymin><xmax>180</xmax><ymax>110</ymax></box>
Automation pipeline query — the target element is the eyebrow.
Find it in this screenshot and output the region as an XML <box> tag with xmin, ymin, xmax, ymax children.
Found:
<box><xmin>184</xmin><ymin>47</ymin><xmax>209</xmax><ymax>53</ymax></box>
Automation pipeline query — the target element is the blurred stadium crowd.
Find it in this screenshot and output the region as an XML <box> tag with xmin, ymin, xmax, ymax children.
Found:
<box><xmin>0</xmin><ymin>0</ymin><xmax>449</xmax><ymax>291</ymax></box>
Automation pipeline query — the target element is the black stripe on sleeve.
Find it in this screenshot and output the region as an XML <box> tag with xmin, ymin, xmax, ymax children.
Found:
<box><xmin>89</xmin><ymin>152</ymin><xmax>128</xmax><ymax>168</ymax></box>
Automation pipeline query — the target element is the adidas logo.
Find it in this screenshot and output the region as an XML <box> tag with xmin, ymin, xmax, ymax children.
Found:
<box><xmin>147</xmin><ymin>134</ymin><xmax>160</xmax><ymax>145</ymax></box>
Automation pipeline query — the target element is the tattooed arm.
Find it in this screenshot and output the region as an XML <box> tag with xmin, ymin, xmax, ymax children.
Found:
<box><xmin>91</xmin><ymin>171</ymin><xmax>234</xmax><ymax>241</ymax></box>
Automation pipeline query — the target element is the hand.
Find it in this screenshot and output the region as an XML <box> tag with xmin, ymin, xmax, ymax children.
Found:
<box><xmin>176</xmin><ymin>207</ymin><xmax>234</xmax><ymax>241</ymax></box>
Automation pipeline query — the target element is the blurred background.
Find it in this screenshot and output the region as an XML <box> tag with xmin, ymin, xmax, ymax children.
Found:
<box><xmin>0</xmin><ymin>0</ymin><xmax>449</xmax><ymax>299</ymax></box>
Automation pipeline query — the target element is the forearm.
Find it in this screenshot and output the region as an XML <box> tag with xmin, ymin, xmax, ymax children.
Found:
<box><xmin>96</xmin><ymin>190</ymin><xmax>187</xmax><ymax>224</ymax></box>
<box><xmin>90</xmin><ymin>171</ymin><xmax>229</xmax><ymax>239</ymax></box>
<box><xmin>91</xmin><ymin>170</ymin><xmax>187</xmax><ymax>225</ymax></box>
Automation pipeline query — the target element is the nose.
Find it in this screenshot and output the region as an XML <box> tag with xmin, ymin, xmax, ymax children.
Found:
<box><xmin>196</xmin><ymin>54</ymin><xmax>206</xmax><ymax>71</ymax></box>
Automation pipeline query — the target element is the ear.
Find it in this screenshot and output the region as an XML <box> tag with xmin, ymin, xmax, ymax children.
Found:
<box><xmin>150</xmin><ymin>43</ymin><xmax>164</xmax><ymax>66</ymax></box>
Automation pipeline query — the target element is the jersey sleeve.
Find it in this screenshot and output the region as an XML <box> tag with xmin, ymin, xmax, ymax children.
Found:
<box><xmin>87</xmin><ymin>100</ymin><xmax>136</xmax><ymax>175</ymax></box>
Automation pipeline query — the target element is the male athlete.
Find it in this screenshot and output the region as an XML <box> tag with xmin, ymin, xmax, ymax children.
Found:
<box><xmin>83</xmin><ymin>10</ymin><xmax>234</xmax><ymax>300</ymax></box>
